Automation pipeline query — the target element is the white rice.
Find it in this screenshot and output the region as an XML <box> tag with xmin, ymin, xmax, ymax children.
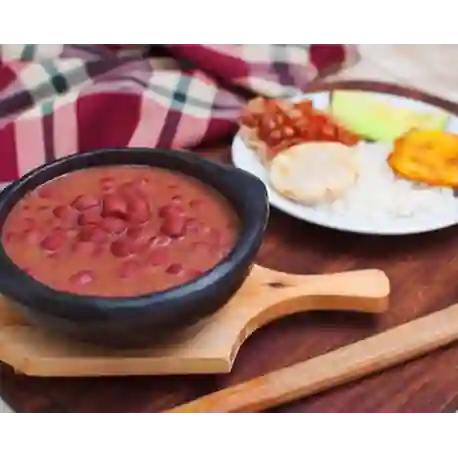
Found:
<box><xmin>315</xmin><ymin>142</ymin><xmax>458</xmax><ymax>224</ymax></box>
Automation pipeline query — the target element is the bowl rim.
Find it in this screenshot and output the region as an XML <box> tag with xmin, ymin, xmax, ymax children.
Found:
<box><xmin>0</xmin><ymin>147</ymin><xmax>269</xmax><ymax>318</ymax></box>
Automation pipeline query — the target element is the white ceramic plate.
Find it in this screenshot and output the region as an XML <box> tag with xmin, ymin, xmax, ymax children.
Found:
<box><xmin>231</xmin><ymin>90</ymin><xmax>458</xmax><ymax>235</ymax></box>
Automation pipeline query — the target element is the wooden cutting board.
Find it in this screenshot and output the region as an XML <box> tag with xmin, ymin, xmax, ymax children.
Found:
<box><xmin>0</xmin><ymin>265</ymin><xmax>389</xmax><ymax>378</ymax></box>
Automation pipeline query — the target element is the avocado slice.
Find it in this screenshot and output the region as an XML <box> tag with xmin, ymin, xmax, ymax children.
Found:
<box><xmin>330</xmin><ymin>90</ymin><xmax>450</xmax><ymax>142</ymax></box>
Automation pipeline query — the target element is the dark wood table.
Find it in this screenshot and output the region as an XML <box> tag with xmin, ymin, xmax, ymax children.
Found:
<box><xmin>3</xmin><ymin>81</ymin><xmax>458</xmax><ymax>413</ymax></box>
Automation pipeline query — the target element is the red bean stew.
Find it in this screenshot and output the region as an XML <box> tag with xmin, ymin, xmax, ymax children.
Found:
<box><xmin>2</xmin><ymin>166</ymin><xmax>240</xmax><ymax>297</ymax></box>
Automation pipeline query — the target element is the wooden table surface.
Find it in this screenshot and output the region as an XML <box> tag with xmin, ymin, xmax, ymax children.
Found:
<box><xmin>3</xmin><ymin>45</ymin><xmax>458</xmax><ymax>413</ymax></box>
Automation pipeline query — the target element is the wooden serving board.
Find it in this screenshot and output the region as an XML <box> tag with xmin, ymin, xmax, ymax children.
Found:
<box><xmin>0</xmin><ymin>265</ymin><xmax>389</xmax><ymax>377</ymax></box>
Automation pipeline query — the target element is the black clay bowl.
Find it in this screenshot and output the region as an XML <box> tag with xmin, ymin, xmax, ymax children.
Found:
<box><xmin>0</xmin><ymin>148</ymin><xmax>269</xmax><ymax>348</ymax></box>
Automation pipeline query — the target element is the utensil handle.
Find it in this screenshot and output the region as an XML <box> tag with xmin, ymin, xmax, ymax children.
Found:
<box><xmin>168</xmin><ymin>303</ymin><xmax>458</xmax><ymax>412</ymax></box>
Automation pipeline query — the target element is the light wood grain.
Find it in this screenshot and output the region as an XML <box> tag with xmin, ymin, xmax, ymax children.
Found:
<box><xmin>0</xmin><ymin>265</ymin><xmax>389</xmax><ymax>377</ymax></box>
<box><xmin>168</xmin><ymin>301</ymin><xmax>458</xmax><ymax>412</ymax></box>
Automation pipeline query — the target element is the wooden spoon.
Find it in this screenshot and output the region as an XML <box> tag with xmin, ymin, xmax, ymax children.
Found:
<box><xmin>167</xmin><ymin>302</ymin><xmax>458</xmax><ymax>412</ymax></box>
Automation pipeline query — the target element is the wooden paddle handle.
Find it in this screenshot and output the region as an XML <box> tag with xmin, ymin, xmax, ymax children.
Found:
<box><xmin>167</xmin><ymin>302</ymin><xmax>458</xmax><ymax>412</ymax></box>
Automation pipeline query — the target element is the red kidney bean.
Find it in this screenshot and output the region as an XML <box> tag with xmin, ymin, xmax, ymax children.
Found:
<box><xmin>110</xmin><ymin>237</ymin><xmax>138</xmax><ymax>258</ymax></box>
<box><xmin>78</xmin><ymin>226</ymin><xmax>106</xmax><ymax>243</ymax></box>
<box><xmin>101</xmin><ymin>194</ymin><xmax>128</xmax><ymax>219</ymax></box>
<box><xmin>69</xmin><ymin>270</ymin><xmax>94</xmax><ymax>286</ymax></box>
<box><xmin>101</xmin><ymin>217</ymin><xmax>126</xmax><ymax>234</ymax></box>
<box><xmin>126</xmin><ymin>197</ymin><xmax>150</xmax><ymax>224</ymax></box>
<box><xmin>161</xmin><ymin>214</ymin><xmax>186</xmax><ymax>238</ymax></box>
<box><xmin>166</xmin><ymin>263</ymin><xmax>184</xmax><ymax>275</ymax></box>
<box><xmin>72</xmin><ymin>194</ymin><xmax>99</xmax><ymax>211</ymax></box>
<box><xmin>40</xmin><ymin>230</ymin><xmax>66</xmax><ymax>251</ymax></box>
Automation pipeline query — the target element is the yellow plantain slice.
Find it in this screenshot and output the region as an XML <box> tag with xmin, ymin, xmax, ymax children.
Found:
<box><xmin>388</xmin><ymin>129</ymin><xmax>458</xmax><ymax>188</ymax></box>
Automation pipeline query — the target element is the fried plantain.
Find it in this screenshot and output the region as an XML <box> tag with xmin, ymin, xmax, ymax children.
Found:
<box><xmin>387</xmin><ymin>129</ymin><xmax>458</xmax><ymax>188</ymax></box>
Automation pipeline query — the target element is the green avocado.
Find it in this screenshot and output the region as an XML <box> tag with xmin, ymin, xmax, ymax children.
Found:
<box><xmin>330</xmin><ymin>90</ymin><xmax>450</xmax><ymax>142</ymax></box>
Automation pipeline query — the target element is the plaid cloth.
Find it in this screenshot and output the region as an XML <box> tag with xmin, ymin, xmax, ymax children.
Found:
<box><xmin>0</xmin><ymin>44</ymin><xmax>358</xmax><ymax>182</ymax></box>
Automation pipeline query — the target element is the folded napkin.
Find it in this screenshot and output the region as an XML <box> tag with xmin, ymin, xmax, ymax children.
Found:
<box><xmin>0</xmin><ymin>44</ymin><xmax>358</xmax><ymax>182</ymax></box>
